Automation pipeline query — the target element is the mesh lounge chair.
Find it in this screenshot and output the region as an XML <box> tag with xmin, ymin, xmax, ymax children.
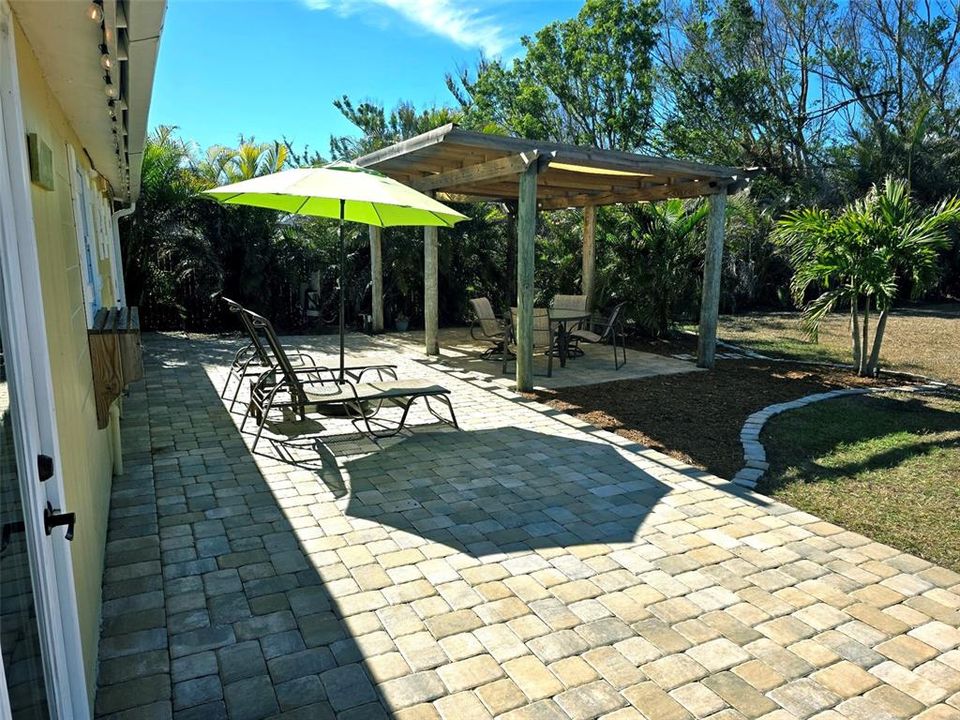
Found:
<box><xmin>220</xmin><ymin>296</ymin><xmax>302</xmax><ymax>413</ymax></box>
<box><xmin>469</xmin><ymin>297</ymin><xmax>509</xmax><ymax>359</ymax></box>
<box><xmin>241</xmin><ymin>309</ymin><xmax>457</xmax><ymax>449</ymax></box>
<box><xmin>569</xmin><ymin>302</ymin><xmax>628</xmax><ymax>370</ymax></box>
<box><xmin>501</xmin><ymin>307</ymin><xmax>555</xmax><ymax>378</ymax></box>
<box><xmin>220</xmin><ymin>297</ymin><xmax>395</xmax><ymax>414</ymax></box>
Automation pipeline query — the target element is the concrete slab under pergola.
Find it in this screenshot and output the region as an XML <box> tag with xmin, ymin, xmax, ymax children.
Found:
<box><xmin>355</xmin><ymin>123</ymin><xmax>746</xmax><ymax>391</ymax></box>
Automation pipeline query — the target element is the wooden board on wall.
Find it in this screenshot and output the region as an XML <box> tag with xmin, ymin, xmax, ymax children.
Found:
<box><xmin>118</xmin><ymin>307</ymin><xmax>143</xmax><ymax>384</ymax></box>
<box><xmin>88</xmin><ymin>308</ymin><xmax>123</xmax><ymax>429</ymax></box>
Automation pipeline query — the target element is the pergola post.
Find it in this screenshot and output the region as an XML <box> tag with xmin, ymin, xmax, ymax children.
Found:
<box><xmin>516</xmin><ymin>162</ymin><xmax>539</xmax><ymax>391</ymax></box>
<box><xmin>504</xmin><ymin>202</ymin><xmax>518</xmax><ymax>314</ymax></box>
<box><xmin>424</xmin><ymin>224</ymin><xmax>439</xmax><ymax>355</ymax></box>
<box><xmin>368</xmin><ymin>225</ymin><xmax>383</xmax><ymax>333</ymax></box>
<box><xmin>582</xmin><ymin>204</ymin><xmax>596</xmax><ymax>308</ymax></box>
<box><xmin>697</xmin><ymin>191</ymin><xmax>727</xmax><ymax>368</ymax></box>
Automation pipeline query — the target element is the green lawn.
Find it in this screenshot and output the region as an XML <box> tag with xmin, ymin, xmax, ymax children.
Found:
<box><xmin>759</xmin><ymin>390</ymin><xmax>960</xmax><ymax>572</ymax></box>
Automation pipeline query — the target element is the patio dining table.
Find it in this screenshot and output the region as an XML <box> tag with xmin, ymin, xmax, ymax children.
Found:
<box><xmin>549</xmin><ymin>308</ymin><xmax>592</xmax><ymax>368</ymax></box>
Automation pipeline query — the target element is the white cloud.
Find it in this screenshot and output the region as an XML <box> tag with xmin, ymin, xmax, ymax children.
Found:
<box><xmin>302</xmin><ymin>0</ymin><xmax>512</xmax><ymax>56</ymax></box>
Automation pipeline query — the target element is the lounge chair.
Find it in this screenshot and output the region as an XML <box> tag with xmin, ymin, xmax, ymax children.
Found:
<box><xmin>241</xmin><ymin>309</ymin><xmax>457</xmax><ymax>449</ymax></box>
<box><xmin>220</xmin><ymin>297</ymin><xmax>394</xmax><ymax>414</ymax></box>
<box><xmin>502</xmin><ymin>307</ymin><xmax>555</xmax><ymax>378</ymax></box>
<box><xmin>469</xmin><ymin>297</ymin><xmax>509</xmax><ymax>360</ymax></box>
<box><xmin>569</xmin><ymin>302</ymin><xmax>628</xmax><ymax>369</ymax></box>
<box><xmin>220</xmin><ymin>296</ymin><xmax>284</xmax><ymax>412</ymax></box>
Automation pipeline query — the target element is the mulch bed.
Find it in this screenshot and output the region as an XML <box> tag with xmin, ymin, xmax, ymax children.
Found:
<box><xmin>624</xmin><ymin>332</ymin><xmax>699</xmax><ymax>357</ymax></box>
<box><xmin>535</xmin><ymin>359</ymin><xmax>905</xmax><ymax>479</ymax></box>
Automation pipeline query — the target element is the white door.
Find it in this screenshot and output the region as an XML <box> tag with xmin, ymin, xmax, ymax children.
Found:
<box><xmin>0</xmin><ymin>241</ymin><xmax>54</xmax><ymax>720</ymax></box>
<box><xmin>0</xmin><ymin>3</ymin><xmax>89</xmax><ymax>718</ymax></box>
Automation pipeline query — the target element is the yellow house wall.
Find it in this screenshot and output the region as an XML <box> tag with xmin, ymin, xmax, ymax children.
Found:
<box><xmin>15</xmin><ymin>18</ymin><xmax>120</xmax><ymax>708</ymax></box>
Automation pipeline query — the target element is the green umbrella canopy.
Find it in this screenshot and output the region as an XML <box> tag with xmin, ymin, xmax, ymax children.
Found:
<box><xmin>203</xmin><ymin>160</ymin><xmax>468</xmax><ymax>382</ymax></box>
<box><xmin>203</xmin><ymin>161</ymin><xmax>468</xmax><ymax>227</ymax></box>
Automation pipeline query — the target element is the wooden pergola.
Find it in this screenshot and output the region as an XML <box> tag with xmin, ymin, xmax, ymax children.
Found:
<box><xmin>355</xmin><ymin>124</ymin><xmax>745</xmax><ymax>391</ymax></box>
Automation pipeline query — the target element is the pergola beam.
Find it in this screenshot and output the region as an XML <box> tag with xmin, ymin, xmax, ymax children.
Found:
<box><xmin>537</xmin><ymin>180</ymin><xmax>728</xmax><ymax>210</ymax></box>
<box><xmin>436</xmin><ymin>129</ymin><xmax>737</xmax><ymax>177</ymax></box>
<box><xmin>409</xmin><ymin>152</ymin><xmax>538</xmax><ymax>193</ymax></box>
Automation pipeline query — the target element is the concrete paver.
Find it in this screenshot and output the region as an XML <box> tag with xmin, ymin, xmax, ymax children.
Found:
<box><xmin>93</xmin><ymin>332</ymin><xmax>960</xmax><ymax>719</ymax></box>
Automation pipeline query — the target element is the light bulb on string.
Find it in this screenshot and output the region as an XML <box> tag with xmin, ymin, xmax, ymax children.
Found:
<box><xmin>86</xmin><ymin>2</ymin><xmax>103</xmax><ymax>24</ymax></box>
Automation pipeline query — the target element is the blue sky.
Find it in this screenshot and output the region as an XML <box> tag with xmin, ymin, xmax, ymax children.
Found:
<box><xmin>149</xmin><ymin>0</ymin><xmax>581</xmax><ymax>157</ymax></box>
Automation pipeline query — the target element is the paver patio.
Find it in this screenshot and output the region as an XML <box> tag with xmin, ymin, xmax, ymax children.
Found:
<box><xmin>94</xmin><ymin>332</ymin><xmax>960</xmax><ymax>720</ymax></box>
<box><xmin>388</xmin><ymin>327</ymin><xmax>700</xmax><ymax>390</ymax></box>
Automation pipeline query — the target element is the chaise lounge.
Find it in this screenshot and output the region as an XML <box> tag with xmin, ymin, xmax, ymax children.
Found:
<box><xmin>220</xmin><ymin>296</ymin><xmax>397</xmax><ymax>414</ymax></box>
<box><xmin>240</xmin><ymin>309</ymin><xmax>458</xmax><ymax>450</ymax></box>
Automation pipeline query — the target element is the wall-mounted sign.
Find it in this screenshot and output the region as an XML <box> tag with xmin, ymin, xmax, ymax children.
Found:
<box><xmin>26</xmin><ymin>132</ymin><xmax>54</xmax><ymax>190</ymax></box>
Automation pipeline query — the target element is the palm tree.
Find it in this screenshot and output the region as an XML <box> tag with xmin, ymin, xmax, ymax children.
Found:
<box><xmin>121</xmin><ymin>127</ymin><xmax>220</xmax><ymax>323</ymax></box>
<box><xmin>774</xmin><ymin>177</ymin><xmax>960</xmax><ymax>376</ymax></box>
<box><xmin>194</xmin><ymin>138</ymin><xmax>288</xmax><ymax>187</ymax></box>
<box><xmin>599</xmin><ymin>198</ymin><xmax>711</xmax><ymax>336</ymax></box>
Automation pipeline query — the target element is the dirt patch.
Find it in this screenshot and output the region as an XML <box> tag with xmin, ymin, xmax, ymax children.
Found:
<box><xmin>715</xmin><ymin>302</ymin><xmax>960</xmax><ymax>383</ymax></box>
<box><xmin>536</xmin><ymin>360</ymin><xmax>904</xmax><ymax>479</ymax></box>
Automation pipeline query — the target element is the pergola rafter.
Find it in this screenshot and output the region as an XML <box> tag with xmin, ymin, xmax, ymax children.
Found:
<box><xmin>355</xmin><ymin>124</ymin><xmax>746</xmax><ymax>391</ymax></box>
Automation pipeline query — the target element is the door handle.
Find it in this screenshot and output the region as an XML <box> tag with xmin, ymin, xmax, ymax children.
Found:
<box><xmin>44</xmin><ymin>502</ymin><xmax>75</xmax><ymax>541</ymax></box>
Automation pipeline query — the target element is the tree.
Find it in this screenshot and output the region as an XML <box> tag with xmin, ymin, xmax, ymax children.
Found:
<box><xmin>523</xmin><ymin>0</ymin><xmax>660</xmax><ymax>150</ymax></box>
<box><xmin>657</xmin><ymin>0</ymin><xmax>836</xmax><ymax>193</ymax></box>
<box><xmin>195</xmin><ymin>138</ymin><xmax>288</xmax><ymax>185</ymax></box>
<box><xmin>774</xmin><ymin>177</ymin><xmax>960</xmax><ymax>375</ymax></box>
<box><xmin>823</xmin><ymin>0</ymin><xmax>960</xmax><ymax>202</ymax></box>
<box><xmin>598</xmin><ymin>199</ymin><xmax>711</xmax><ymax>336</ymax></box>
<box><xmin>328</xmin><ymin>97</ymin><xmax>459</xmax><ymax>160</ymax></box>
<box><xmin>446</xmin><ymin>57</ymin><xmax>560</xmax><ymax>139</ymax></box>
<box><xmin>121</xmin><ymin>129</ymin><xmax>323</xmax><ymax>331</ymax></box>
<box><xmin>449</xmin><ymin>0</ymin><xmax>660</xmax><ymax>150</ymax></box>
<box><xmin>120</xmin><ymin>126</ymin><xmax>218</xmax><ymax>326</ymax></box>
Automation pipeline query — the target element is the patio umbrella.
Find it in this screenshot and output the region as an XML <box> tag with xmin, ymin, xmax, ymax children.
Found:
<box><xmin>204</xmin><ymin>162</ymin><xmax>468</xmax><ymax>380</ymax></box>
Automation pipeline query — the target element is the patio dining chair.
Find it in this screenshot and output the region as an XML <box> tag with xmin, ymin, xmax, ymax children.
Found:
<box><xmin>469</xmin><ymin>296</ymin><xmax>509</xmax><ymax>359</ymax></box>
<box><xmin>569</xmin><ymin>302</ymin><xmax>628</xmax><ymax>370</ymax></box>
<box><xmin>550</xmin><ymin>294</ymin><xmax>588</xmax><ymax>314</ymax></box>
<box><xmin>550</xmin><ymin>294</ymin><xmax>589</xmax><ymax>357</ymax></box>
<box><xmin>240</xmin><ymin>309</ymin><xmax>457</xmax><ymax>449</ymax></box>
<box><xmin>502</xmin><ymin>307</ymin><xmax>555</xmax><ymax>378</ymax></box>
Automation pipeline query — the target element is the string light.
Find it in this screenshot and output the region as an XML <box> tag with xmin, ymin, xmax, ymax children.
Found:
<box><xmin>100</xmin><ymin>45</ymin><xmax>113</xmax><ymax>71</ymax></box>
<box><xmin>86</xmin><ymin>1</ymin><xmax>103</xmax><ymax>24</ymax></box>
<box><xmin>104</xmin><ymin>77</ymin><xmax>118</xmax><ymax>99</ymax></box>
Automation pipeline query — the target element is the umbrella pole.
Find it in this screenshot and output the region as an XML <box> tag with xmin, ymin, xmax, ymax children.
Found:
<box><xmin>338</xmin><ymin>199</ymin><xmax>345</xmax><ymax>383</ymax></box>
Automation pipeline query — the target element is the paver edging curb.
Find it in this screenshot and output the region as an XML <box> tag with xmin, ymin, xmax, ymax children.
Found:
<box><xmin>733</xmin><ymin>380</ymin><xmax>951</xmax><ymax>489</ymax></box>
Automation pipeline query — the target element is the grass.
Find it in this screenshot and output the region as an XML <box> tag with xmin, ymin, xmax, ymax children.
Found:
<box><xmin>683</xmin><ymin>302</ymin><xmax>960</xmax><ymax>383</ymax></box>
<box><xmin>759</xmin><ymin>390</ymin><xmax>960</xmax><ymax>572</ymax></box>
